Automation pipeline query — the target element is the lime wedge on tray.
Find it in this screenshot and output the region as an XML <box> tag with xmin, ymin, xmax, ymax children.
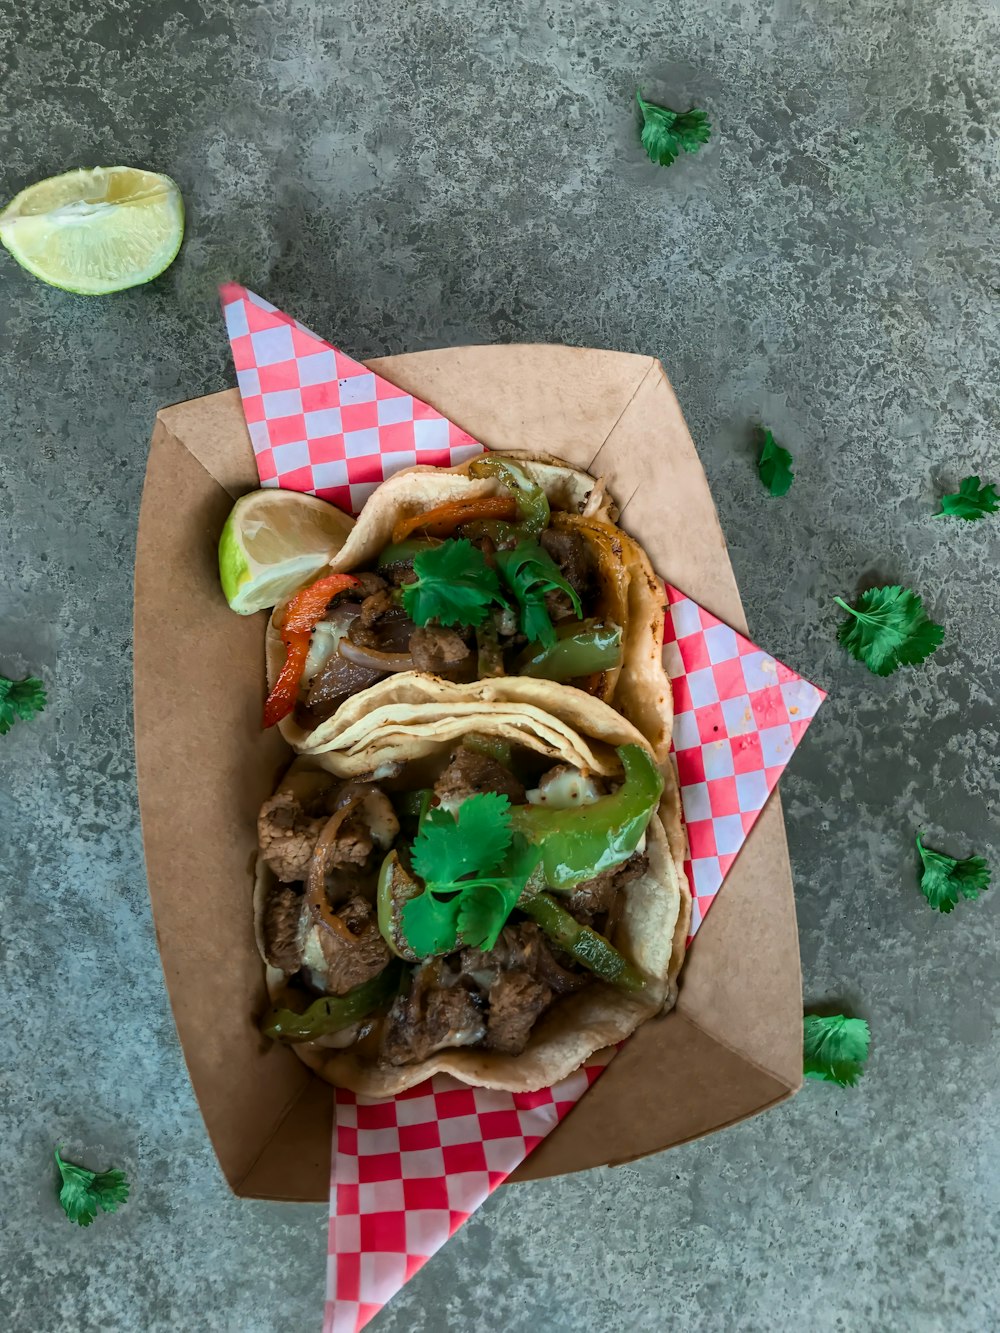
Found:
<box><xmin>220</xmin><ymin>489</ymin><xmax>356</xmax><ymax>615</ymax></box>
<box><xmin>0</xmin><ymin>166</ymin><xmax>184</xmax><ymax>294</ymax></box>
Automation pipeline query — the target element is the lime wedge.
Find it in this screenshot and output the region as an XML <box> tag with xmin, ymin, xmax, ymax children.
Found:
<box><xmin>219</xmin><ymin>489</ymin><xmax>356</xmax><ymax>615</ymax></box>
<box><xmin>0</xmin><ymin>166</ymin><xmax>184</xmax><ymax>294</ymax></box>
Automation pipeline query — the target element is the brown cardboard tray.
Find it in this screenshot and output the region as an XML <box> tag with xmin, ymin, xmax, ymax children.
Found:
<box><xmin>133</xmin><ymin>345</ymin><xmax>802</xmax><ymax>1201</ymax></box>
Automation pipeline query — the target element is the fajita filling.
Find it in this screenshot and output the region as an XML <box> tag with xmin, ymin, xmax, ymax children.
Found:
<box><xmin>264</xmin><ymin>457</ymin><xmax>633</xmax><ymax>733</ymax></box>
<box><xmin>255</xmin><ymin>736</ymin><xmax>662</xmax><ymax>1066</ymax></box>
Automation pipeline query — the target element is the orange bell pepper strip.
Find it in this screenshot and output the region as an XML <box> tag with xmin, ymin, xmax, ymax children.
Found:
<box><xmin>391</xmin><ymin>495</ymin><xmax>518</xmax><ymax>544</ymax></box>
<box><xmin>263</xmin><ymin>572</ymin><xmax>361</xmax><ymax>728</ymax></box>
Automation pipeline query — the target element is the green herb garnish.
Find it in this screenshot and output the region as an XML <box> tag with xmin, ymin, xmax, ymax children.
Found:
<box><xmin>0</xmin><ymin>674</ymin><xmax>46</xmax><ymax>735</ymax></box>
<box><xmin>935</xmin><ymin>475</ymin><xmax>999</xmax><ymax>522</ymax></box>
<box><xmin>834</xmin><ymin>585</ymin><xmax>943</xmax><ymax>676</ymax></box>
<box><xmin>756</xmin><ymin>428</ymin><xmax>794</xmax><ymax>497</ymax></box>
<box><xmin>54</xmin><ymin>1147</ymin><xmax>130</xmax><ymax>1227</ymax></box>
<box><xmin>636</xmin><ymin>91</ymin><xmax>711</xmax><ymax>167</ymax></box>
<box><xmin>495</xmin><ymin>542</ymin><xmax>582</xmax><ymax>648</ymax></box>
<box><xmin>402</xmin><ymin>794</ymin><xmax>541</xmax><ymax>954</ymax></box>
<box><xmin>803</xmin><ymin>1014</ymin><xmax>870</xmax><ymax>1087</ymax></box>
<box><xmin>401</xmin><ymin>539</ymin><xmax>503</xmax><ymax>629</ymax></box>
<box><xmin>915</xmin><ymin>833</ymin><xmax>991</xmax><ymax>913</ymax></box>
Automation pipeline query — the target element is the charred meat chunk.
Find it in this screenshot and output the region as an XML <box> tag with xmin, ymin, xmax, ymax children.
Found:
<box><xmin>540</xmin><ymin>527</ymin><xmax>596</xmax><ymax>599</ymax></box>
<box><xmin>260</xmin><ymin>882</ymin><xmax>305</xmax><ymax>972</ymax></box>
<box><xmin>381</xmin><ymin>961</ymin><xmax>486</xmax><ymax>1064</ymax></box>
<box><xmin>566</xmin><ymin>851</ymin><xmax>649</xmax><ymax>926</ymax></box>
<box><xmin>433</xmin><ymin>746</ymin><xmax>526</xmax><ymax>809</ymax></box>
<box><xmin>409</xmin><ymin>625</ymin><xmax>471</xmax><ymax>674</ymax></box>
<box><xmin>313</xmin><ymin>895</ymin><xmax>391</xmax><ymax>995</ymax></box>
<box><xmin>306</xmin><ymin>652</ymin><xmax>386</xmax><ymax>710</ymax></box>
<box><xmin>258</xmin><ymin>790</ymin><xmax>328</xmax><ymax>882</ymax></box>
<box><xmin>346</xmin><ymin>571</ymin><xmax>388</xmax><ymax>601</ymax></box>
<box><xmin>460</xmin><ymin>922</ymin><xmax>584</xmax><ymax>996</ymax></box>
<box><xmin>485</xmin><ymin>970</ymin><xmax>552</xmax><ymax>1054</ymax></box>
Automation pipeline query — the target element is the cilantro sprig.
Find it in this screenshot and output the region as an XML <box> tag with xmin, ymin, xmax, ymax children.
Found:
<box><xmin>401</xmin><ymin>539</ymin><xmax>503</xmax><ymax>629</ymax></box>
<box><xmin>803</xmin><ymin>1014</ymin><xmax>871</xmax><ymax>1087</ymax></box>
<box><xmin>834</xmin><ymin>585</ymin><xmax>943</xmax><ymax>676</ymax></box>
<box><xmin>915</xmin><ymin>833</ymin><xmax>991</xmax><ymax>913</ymax></box>
<box><xmin>756</xmin><ymin>428</ymin><xmax>794</xmax><ymax>497</ymax></box>
<box><xmin>402</xmin><ymin>794</ymin><xmax>541</xmax><ymax>955</ymax></box>
<box><xmin>495</xmin><ymin>543</ymin><xmax>582</xmax><ymax>648</ymax></box>
<box><xmin>636</xmin><ymin>91</ymin><xmax>711</xmax><ymax>167</ymax></box>
<box><xmin>399</xmin><ymin>537</ymin><xmax>581</xmax><ymax>650</ymax></box>
<box><xmin>0</xmin><ymin>673</ymin><xmax>46</xmax><ymax>735</ymax></box>
<box><xmin>55</xmin><ymin>1147</ymin><xmax>130</xmax><ymax>1227</ymax></box>
<box><xmin>935</xmin><ymin>475</ymin><xmax>998</xmax><ymax>521</ymax></box>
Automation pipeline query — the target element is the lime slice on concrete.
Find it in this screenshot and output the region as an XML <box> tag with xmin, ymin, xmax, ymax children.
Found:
<box><xmin>219</xmin><ymin>489</ymin><xmax>356</xmax><ymax>615</ymax></box>
<box><xmin>0</xmin><ymin>166</ymin><xmax>184</xmax><ymax>294</ymax></box>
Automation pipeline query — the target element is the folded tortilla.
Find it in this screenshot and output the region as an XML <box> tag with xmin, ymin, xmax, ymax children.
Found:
<box><xmin>254</xmin><ymin>683</ymin><xmax>690</xmax><ymax>1095</ymax></box>
<box><xmin>267</xmin><ymin>450</ymin><xmax>672</xmax><ymax>761</ymax></box>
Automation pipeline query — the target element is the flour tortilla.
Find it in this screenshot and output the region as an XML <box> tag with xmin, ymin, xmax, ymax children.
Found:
<box><xmin>254</xmin><ymin>696</ymin><xmax>690</xmax><ymax>1095</ymax></box>
<box><xmin>267</xmin><ymin>451</ymin><xmax>671</xmax><ymax>759</ymax></box>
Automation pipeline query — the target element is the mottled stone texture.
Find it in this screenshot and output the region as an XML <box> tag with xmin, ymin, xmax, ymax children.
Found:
<box><xmin>1</xmin><ymin>1</ymin><xmax>997</xmax><ymax>1330</ymax></box>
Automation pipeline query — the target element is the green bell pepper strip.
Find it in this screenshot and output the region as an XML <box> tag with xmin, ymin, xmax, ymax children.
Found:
<box><xmin>520</xmin><ymin>891</ymin><xmax>646</xmax><ymax>992</ymax></box>
<box><xmin>376</xmin><ymin>537</ymin><xmax>441</xmax><ymax>570</ymax></box>
<box><xmin>516</xmin><ymin>619</ymin><xmax>623</xmax><ymax>681</ymax></box>
<box><xmin>377</xmin><ymin>850</ymin><xmax>424</xmax><ymax>960</ymax></box>
<box><xmin>261</xmin><ymin>963</ymin><xmax>401</xmax><ymax>1042</ymax></box>
<box><xmin>468</xmin><ymin>456</ymin><xmax>550</xmax><ymax>536</ymax></box>
<box><xmin>510</xmin><ymin>743</ymin><xmax>662</xmax><ymax>889</ymax></box>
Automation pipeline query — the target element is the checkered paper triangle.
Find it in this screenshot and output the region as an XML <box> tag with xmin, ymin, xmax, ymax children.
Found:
<box><xmin>662</xmin><ymin>587</ymin><xmax>826</xmax><ymax>938</ymax></box>
<box><xmin>220</xmin><ymin>284</ymin><xmax>483</xmax><ymax>513</ymax></box>
<box><xmin>219</xmin><ymin>292</ymin><xmax>826</xmax><ymax>1333</ymax></box>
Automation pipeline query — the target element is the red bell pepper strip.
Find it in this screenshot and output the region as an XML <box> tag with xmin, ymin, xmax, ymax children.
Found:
<box><xmin>262</xmin><ymin>573</ymin><xmax>361</xmax><ymax>728</ymax></box>
<box><xmin>391</xmin><ymin>495</ymin><xmax>518</xmax><ymax>544</ymax></box>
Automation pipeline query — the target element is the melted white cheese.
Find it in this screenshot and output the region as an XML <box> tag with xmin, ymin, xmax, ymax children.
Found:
<box><xmin>526</xmin><ymin>766</ymin><xmax>601</xmax><ymax>809</ymax></box>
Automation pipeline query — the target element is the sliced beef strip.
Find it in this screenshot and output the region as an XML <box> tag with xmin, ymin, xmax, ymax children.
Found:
<box><xmin>565</xmin><ymin>851</ymin><xmax>649</xmax><ymax>925</ymax></box>
<box><xmin>306</xmin><ymin>651</ymin><xmax>386</xmax><ymax>709</ymax></box>
<box><xmin>485</xmin><ymin>971</ymin><xmax>552</xmax><ymax>1054</ymax></box>
<box><xmin>409</xmin><ymin>625</ymin><xmax>471</xmax><ymax>674</ymax></box>
<box><xmin>381</xmin><ymin>961</ymin><xmax>486</xmax><ymax>1065</ymax></box>
<box><xmin>260</xmin><ymin>882</ymin><xmax>305</xmax><ymax>972</ymax></box>
<box><xmin>433</xmin><ymin>746</ymin><xmax>526</xmax><ymax>808</ymax></box>
<box><xmin>314</xmin><ymin>895</ymin><xmax>391</xmax><ymax>995</ymax></box>
<box><xmin>258</xmin><ymin>790</ymin><xmax>328</xmax><ymax>882</ymax></box>
<box><xmin>540</xmin><ymin>527</ymin><xmax>596</xmax><ymax>599</ymax></box>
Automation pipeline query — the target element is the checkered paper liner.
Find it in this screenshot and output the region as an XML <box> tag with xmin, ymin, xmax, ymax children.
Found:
<box><xmin>219</xmin><ymin>287</ymin><xmax>826</xmax><ymax>1332</ymax></box>
<box><xmin>220</xmin><ymin>284</ymin><xmax>482</xmax><ymax>513</ymax></box>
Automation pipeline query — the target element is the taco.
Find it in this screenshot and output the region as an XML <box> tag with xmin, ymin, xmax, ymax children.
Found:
<box><xmin>253</xmin><ymin>679</ymin><xmax>690</xmax><ymax>1095</ymax></box>
<box><xmin>261</xmin><ymin>451</ymin><xmax>672</xmax><ymax>761</ymax></box>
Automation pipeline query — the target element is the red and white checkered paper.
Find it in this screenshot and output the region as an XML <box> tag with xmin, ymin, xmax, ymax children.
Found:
<box><xmin>221</xmin><ymin>284</ymin><xmax>482</xmax><ymax>513</ymax></box>
<box><xmin>220</xmin><ymin>288</ymin><xmax>826</xmax><ymax>1332</ymax></box>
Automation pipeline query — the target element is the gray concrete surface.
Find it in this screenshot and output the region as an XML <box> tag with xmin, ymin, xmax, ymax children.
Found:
<box><xmin>1</xmin><ymin>1</ymin><xmax>997</xmax><ymax>1330</ymax></box>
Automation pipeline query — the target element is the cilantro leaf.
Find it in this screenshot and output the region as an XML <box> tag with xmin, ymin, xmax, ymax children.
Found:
<box><xmin>401</xmin><ymin>539</ymin><xmax>504</xmax><ymax>629</ymax></box>
<box><xmin>402</xmin><ymin>798</ymin><xmax>539</xmax><ymax>955</ymax></box>
<box><xmin>55</xmin><ymin>1148</ymin><xmax>130</xmax><ymax>1227</ymax></box>
<box><xmin>456</xmin><ymin>836</ymin><xmax>542</xmax><ymax>950</ymax></box>
<box><xmin>495</xmin><ymin>542</ymin><xmax>583</xmax><ymax>649</ymax></box>
<box><xmin>834</xmin><ymin>585</ymin><xmax>944</xmax><ymax>676</ymax></box>
<box><xmin>915</xmin><ymin>832</ymin><xmax>991</xmax><ymax>913</ymax></box>
<box><xmin>803</xmin><ymin>1014</ymin><xmax>870</xmax><ymax>1087</ymax></box>
<box><xmin>401</xmin><ymin>889</ymin><xmax>464</xmax><ymax>957</ymax></box>
<box><xmin>0</xmin><ymin>674</ymin><xmax>47</xmax><ymax>736</ymax></box>
<box><xmin>756</xmin><ymin>428</ymin><xmax>794</xmax><ymax>497</ymax></box>
<box><xmin>935</xmin><ymin>475</ymin><xmax>999</xmax><ymax>521</ymax></box>
<box><xmin>411</xmin><ymin>793</ymin><xmax>513</xmax><ymax>887</ymax></box>
<box><xmin>636</xmin><ymin>91</ymin><xmax>711</xmax><ymax>168</ymax></box>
